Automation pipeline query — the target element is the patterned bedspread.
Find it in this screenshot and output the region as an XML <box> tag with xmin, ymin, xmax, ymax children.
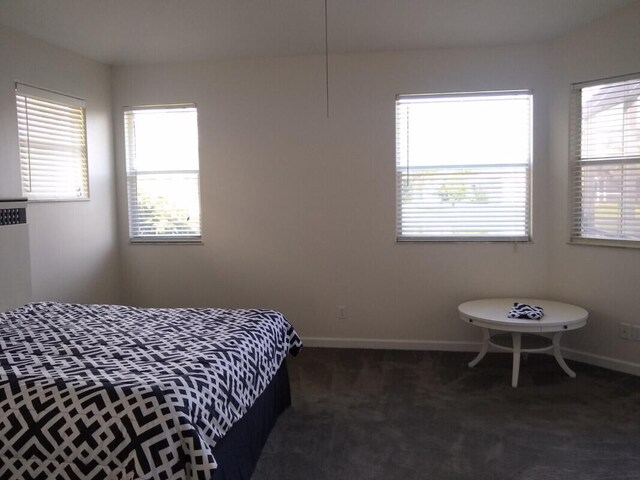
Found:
<box><xmin>0</xmin><ymin>302</ymin><xmax>302</xmax><ymax>480</ymax></box>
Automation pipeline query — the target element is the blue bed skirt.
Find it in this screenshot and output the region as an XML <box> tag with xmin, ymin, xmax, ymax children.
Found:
<box><xmin>212</xmin><ymin>360</ymin><xmax>291</xmax><ymax>479</ymax></box>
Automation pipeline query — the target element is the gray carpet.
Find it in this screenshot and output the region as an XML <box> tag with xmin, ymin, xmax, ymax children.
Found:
<box><xmin>253</xmin><ymin>348</ymin><xmax>640</xmax><ymax>480</ymax></box>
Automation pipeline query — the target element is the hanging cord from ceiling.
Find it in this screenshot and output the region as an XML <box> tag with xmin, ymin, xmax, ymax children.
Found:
<box><xmin>325</xmin><ymin>0</ymin><xmax>329</xmax><ymax>118</ymax></box>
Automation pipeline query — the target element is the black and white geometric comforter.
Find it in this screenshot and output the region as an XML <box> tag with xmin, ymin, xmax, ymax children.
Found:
<box><xmin>0</xmin><ymin>302</ymin><xmax>302</xmax><ymax>480</ymax></box>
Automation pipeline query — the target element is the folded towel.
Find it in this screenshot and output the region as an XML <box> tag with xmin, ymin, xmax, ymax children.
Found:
<box><xmin>507</xmin><ymin>302</ymin><xmax>544</xmax><ymax>320</ymax></box>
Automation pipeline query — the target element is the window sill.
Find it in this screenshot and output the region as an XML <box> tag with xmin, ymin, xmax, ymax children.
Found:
<box><xmin>27</xmin><ymin>198</ymin><xmax>90</xmax><ymax>203</ymax></box>
<box><xmin>397</xmin><ymin>237</ymin><xmax>531</xmax><ymax>243</ymax></box>
<box><xmin>569</xmin><ymin>238</ymin><xmax>640</xmax><ymax>249</ymax></box>
<box><xmin>129</xmin><ymin>237</ymin><xmax>202</xmax><ymax>245</ymax></box>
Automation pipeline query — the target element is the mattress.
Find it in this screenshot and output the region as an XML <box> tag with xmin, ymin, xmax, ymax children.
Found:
<box><xmin>0</xmin><ymin>302</ymin><xmax>302</xmax><ymax>480</ymax></box>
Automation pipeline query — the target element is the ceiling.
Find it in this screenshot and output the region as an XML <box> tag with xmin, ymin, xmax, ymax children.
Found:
<box><xmin>0</xmin><ymin>0</ymin><xmax>637</xmax><ymax>65</ymax></box>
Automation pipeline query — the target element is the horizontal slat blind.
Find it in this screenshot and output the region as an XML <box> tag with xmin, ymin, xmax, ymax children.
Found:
<box><xmin>124</xmin><ymin>105</ymin><xmax>201</xmax><ymax>242</ymax></box>
<box><xmin>15</xmin><ymin>84</ymin><xmax>88</xmax><ymax>201</ymax></box>
<box><xmin>570</xmin><ymin>74</ymin><xmax>640</xmax><ymax>243</ymax></box>
<box><xmin>396</xmin><ymin>91</ymin><xmax>531</xmax><ymax>241</ymax></box>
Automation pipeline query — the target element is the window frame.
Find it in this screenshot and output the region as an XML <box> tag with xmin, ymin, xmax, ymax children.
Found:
<box><xmin>395</xmin><ymin>90</ymin><xmax>533</xmax><ymax>243</ymax></box>
<box><xmin>123</xmin><ymin>103</ymin><xmax>203</xmax><ymax>244</ymax></box>
<box><xmin>568</xmin><ymin>73</ymin><xmax>640</xmax><ymax>248</ymax></box>
<box><xmin>15</xmin><ymin>82</ymin><xmax>89</xmax><ymax>202</ymax></box>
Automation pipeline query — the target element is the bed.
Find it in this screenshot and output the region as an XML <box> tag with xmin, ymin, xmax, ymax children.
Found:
<box><xmin>0</xmin><ymin>301</ymin><xmax>302</xmax><ymax>480</ymax></box>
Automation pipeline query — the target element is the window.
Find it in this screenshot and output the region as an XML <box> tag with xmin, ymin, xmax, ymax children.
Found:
<box><xmin>396</xmin><ymin>91</ymin><xmax>532</xmax><ymax>241</ymax></box>
<box><xmin>124</xmin><ymin>105</ymin><xmax>202</xmax><ymax>243</ymax></box>
<box><xmin>570</xmin><ymin>74</ymin><xmax>640</xmax><ymax>246</ymax></box>
<box><xmin>16</xmin><ymin>83</ymin><xmax>88</xmax><ymax>201</ymax></box>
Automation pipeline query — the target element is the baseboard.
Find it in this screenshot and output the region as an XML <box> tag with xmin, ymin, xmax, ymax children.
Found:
<box><xmin>302</xmin><ymin>337</ymin><xmax>640</xmax><ymax>377</ymax></box>
<box><xmin>560</xmin><ymin>347</ymin><xmax>640</xmax><ymax>377</ymax></box>
<box><xmin>302</xmin><ymin>336</ymin><xmax>482</xmax><ymax>352</ymax></box>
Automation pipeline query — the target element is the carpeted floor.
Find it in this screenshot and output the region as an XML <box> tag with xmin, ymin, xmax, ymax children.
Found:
<box><xmin>253</xmin><ymin>347</ymin><xmax>640</xmax><ymax>480</ymax></box>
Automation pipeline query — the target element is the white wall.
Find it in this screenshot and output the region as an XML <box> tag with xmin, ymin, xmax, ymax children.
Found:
<box><xmin>547</xmin><ymin>1</ymin><xmax>640</xmax><ymax>367</ymax></box>
<box><xmin>0</xmin><ymin>26</ymin><xmax>121</xmax><ymax>305</ymax></box>
<box><xmin>112</xmin><ymin>45</ymin><xmax>552</xmax><ymax>344</ymax></box>
<box><xmin>111</xmin><ymin>3</ymin><xmax>640</xmax><ymax>370</ymax></box>
<box><xmin>2</xmin><ymin>2</ymin><xmax>632</xmax><ymax>370</ymax></box>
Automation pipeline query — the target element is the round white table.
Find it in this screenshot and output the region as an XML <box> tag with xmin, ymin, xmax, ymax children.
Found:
<box><xmin>458</xmin><ymin>298</ymin><xmax>588</xmax><ymax>388</ymax></box>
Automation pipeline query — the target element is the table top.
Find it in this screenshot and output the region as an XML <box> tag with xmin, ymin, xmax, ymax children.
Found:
<box><xmin>458</xmin><ymin>298</ymin><xmax>588</xmax><ymax>332</ymax></box>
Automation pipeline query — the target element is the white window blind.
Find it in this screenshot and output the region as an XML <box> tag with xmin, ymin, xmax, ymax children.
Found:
<box><xmin>15</xmin><ymin>83</ymin><xmax>88</xmax><ymax>201</ymax></box>
<box><xmin>124</xmin><ymin>105</ymin><xmax>202</xmax><ymax>242</ymax></box>
<box><xmin>396</xmin><ymin>91</ymin><xmax>532</xmax><ymax>241</ymax></box>
<box><xmin>570</xmin><ymin>74</ymin><xmax>640</xmax><ymax>245</ymax></box>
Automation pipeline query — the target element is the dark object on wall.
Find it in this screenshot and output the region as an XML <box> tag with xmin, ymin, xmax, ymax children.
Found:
<box><xmin>0</xmin><ymin>198</ymin><xmax>27</xmax><ymax>226</ymax></box>
<box><xmin>0</xmin><ymin>206</ymin><xmax>26</xmax><ymax>225</ymax></box>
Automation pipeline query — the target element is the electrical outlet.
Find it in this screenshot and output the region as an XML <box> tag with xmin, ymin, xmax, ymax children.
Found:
<box><xmin>631</xmin><ymin>325</ymin><xmax>640</xmax><ymax>341</ymax></box>
<box><xmin>338</xmin><ymin>305</ymin><xmax>347</xmax><ymax>320</ymax></box>
<box><xmin>620</xmin><ymin>323</ymin><xmax>631</xmax><ymax>340</ymax></box>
